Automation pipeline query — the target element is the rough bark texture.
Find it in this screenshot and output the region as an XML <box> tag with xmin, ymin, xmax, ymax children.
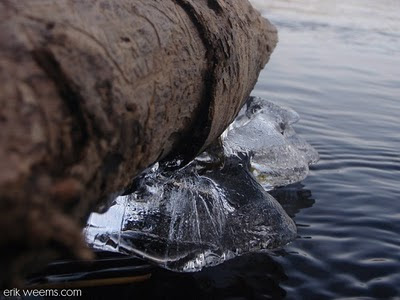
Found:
<box><xmin>0</xmin><ymin>0</ymin><xmax>277</xmax><ymax>285</ymax></box>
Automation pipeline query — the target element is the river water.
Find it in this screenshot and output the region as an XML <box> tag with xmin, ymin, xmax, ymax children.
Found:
<box><xmin>249</xmin><ymin>0</ymin><xmax>400</xmax><ymax>298</ymax></box>
<box><xmin>81</xmin><ymin>1</ymin><xmax>400</xmax><ymax>298</ymax></box>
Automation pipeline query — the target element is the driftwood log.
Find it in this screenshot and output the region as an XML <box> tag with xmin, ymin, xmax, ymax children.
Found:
<box><xmin>0</xmin><ymin>0</ymin><xmax>277</xmax><ymax>285</ymax></box>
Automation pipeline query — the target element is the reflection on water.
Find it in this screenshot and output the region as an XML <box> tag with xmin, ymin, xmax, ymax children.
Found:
<box><xmin>139</xmin><ymin>184</ymin><xmax>316</xmax><ymax>300</ymax></box>
<box><xmin>82</xmin><ymin>184</ymin><xmax>316</xmax><ymax>300</ymax></box>
<box><xmin>250</xmin><ymin>0</ymin><xmax>400</xmax><ymax>298</ymax></box>
<box><xmin>270</xmin><ymin>183</ymin><xmax>315</xmax><ymax>219</ymax></box>
<box><xmin>132</xmin><ymin>254</ymin><xmax>288</xmax><ymax>300</ymax></box>
<box><xmin>79</xmin><ymin>254</ymin><xmax>287</xmax><ymax>300</ymax></box>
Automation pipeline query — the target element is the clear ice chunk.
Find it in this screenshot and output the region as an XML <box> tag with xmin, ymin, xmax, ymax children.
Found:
<box><xmin>222</xmin><ymin>97</ymin><xmax>319</xmax><ymax>190</ymax></box>
<box><xmin>85</xmin><ymin>158</ymin><xmax>297</xmax><ymax>272</ymax></box>
<box><xmin>84</xmin><ymin>97</ymin><xmax>318</xmax><ymax>272</ymax></box>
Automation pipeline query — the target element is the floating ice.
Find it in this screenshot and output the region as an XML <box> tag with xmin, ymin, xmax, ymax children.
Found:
<box><xmin>222</xmin><ymin>97</ymin><xmax>319</xmax><ymax>189</ymax></box>
<box><xmin>85</xmin><ymin>97</ymin><xmax>318</xmax><ymax>272</ymax></box>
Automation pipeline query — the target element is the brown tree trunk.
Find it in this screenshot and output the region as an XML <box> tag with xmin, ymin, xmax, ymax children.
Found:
<box><xmin>0</xmin><ymin>0</ymin><xmax>277</xmax><ymax>285</ymax></box>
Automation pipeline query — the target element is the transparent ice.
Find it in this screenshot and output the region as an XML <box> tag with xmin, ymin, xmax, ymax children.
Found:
<box><xmin>222</xmin><ymin>97</ymin><xmax>319</xmax><ymax>190</ymax></box>
<box><xmin>85</xmin><ymin>97</ymin><xmax>318</xmax><ymax>272</ymax></box>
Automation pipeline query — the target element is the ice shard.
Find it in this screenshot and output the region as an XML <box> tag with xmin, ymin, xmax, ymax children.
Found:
<box><xmin>222</xmin><ymin>97</ymin><xmax>319</xmax><ymax>190</ymax></box>
<box><xmin>85</xmin><ymin>97</ymin><xmax>318</xmax><ymax>272</ymax></box>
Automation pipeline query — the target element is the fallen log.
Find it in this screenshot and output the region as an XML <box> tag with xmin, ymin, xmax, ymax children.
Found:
<box><xmin>0</xmin><ymin>0</ymin><xmax>277</xmax><ymax>285</ymax></box>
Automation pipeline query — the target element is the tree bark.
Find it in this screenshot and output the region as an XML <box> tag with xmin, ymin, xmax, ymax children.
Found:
<box><xmin>0</xmin><ymin>0</ymin><xmax>277</xmax><ymax>285</ymax></box>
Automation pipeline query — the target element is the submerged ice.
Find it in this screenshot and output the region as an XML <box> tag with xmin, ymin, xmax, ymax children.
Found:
<box><xmin>85</xmin><ymin>97</ymin><xmax>318</xmax><ymax>271</ymax></box>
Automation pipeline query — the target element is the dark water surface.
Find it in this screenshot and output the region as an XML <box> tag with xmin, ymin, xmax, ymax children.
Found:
<box><xmin>78</xmin><ymin>1</ymin><xmax>400</xmax><ymax>299</ymax></box>
<box><xmin>250</xmin><ymin>1</ymin><xmax>400</xmax><ymax>298</ymax></box>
